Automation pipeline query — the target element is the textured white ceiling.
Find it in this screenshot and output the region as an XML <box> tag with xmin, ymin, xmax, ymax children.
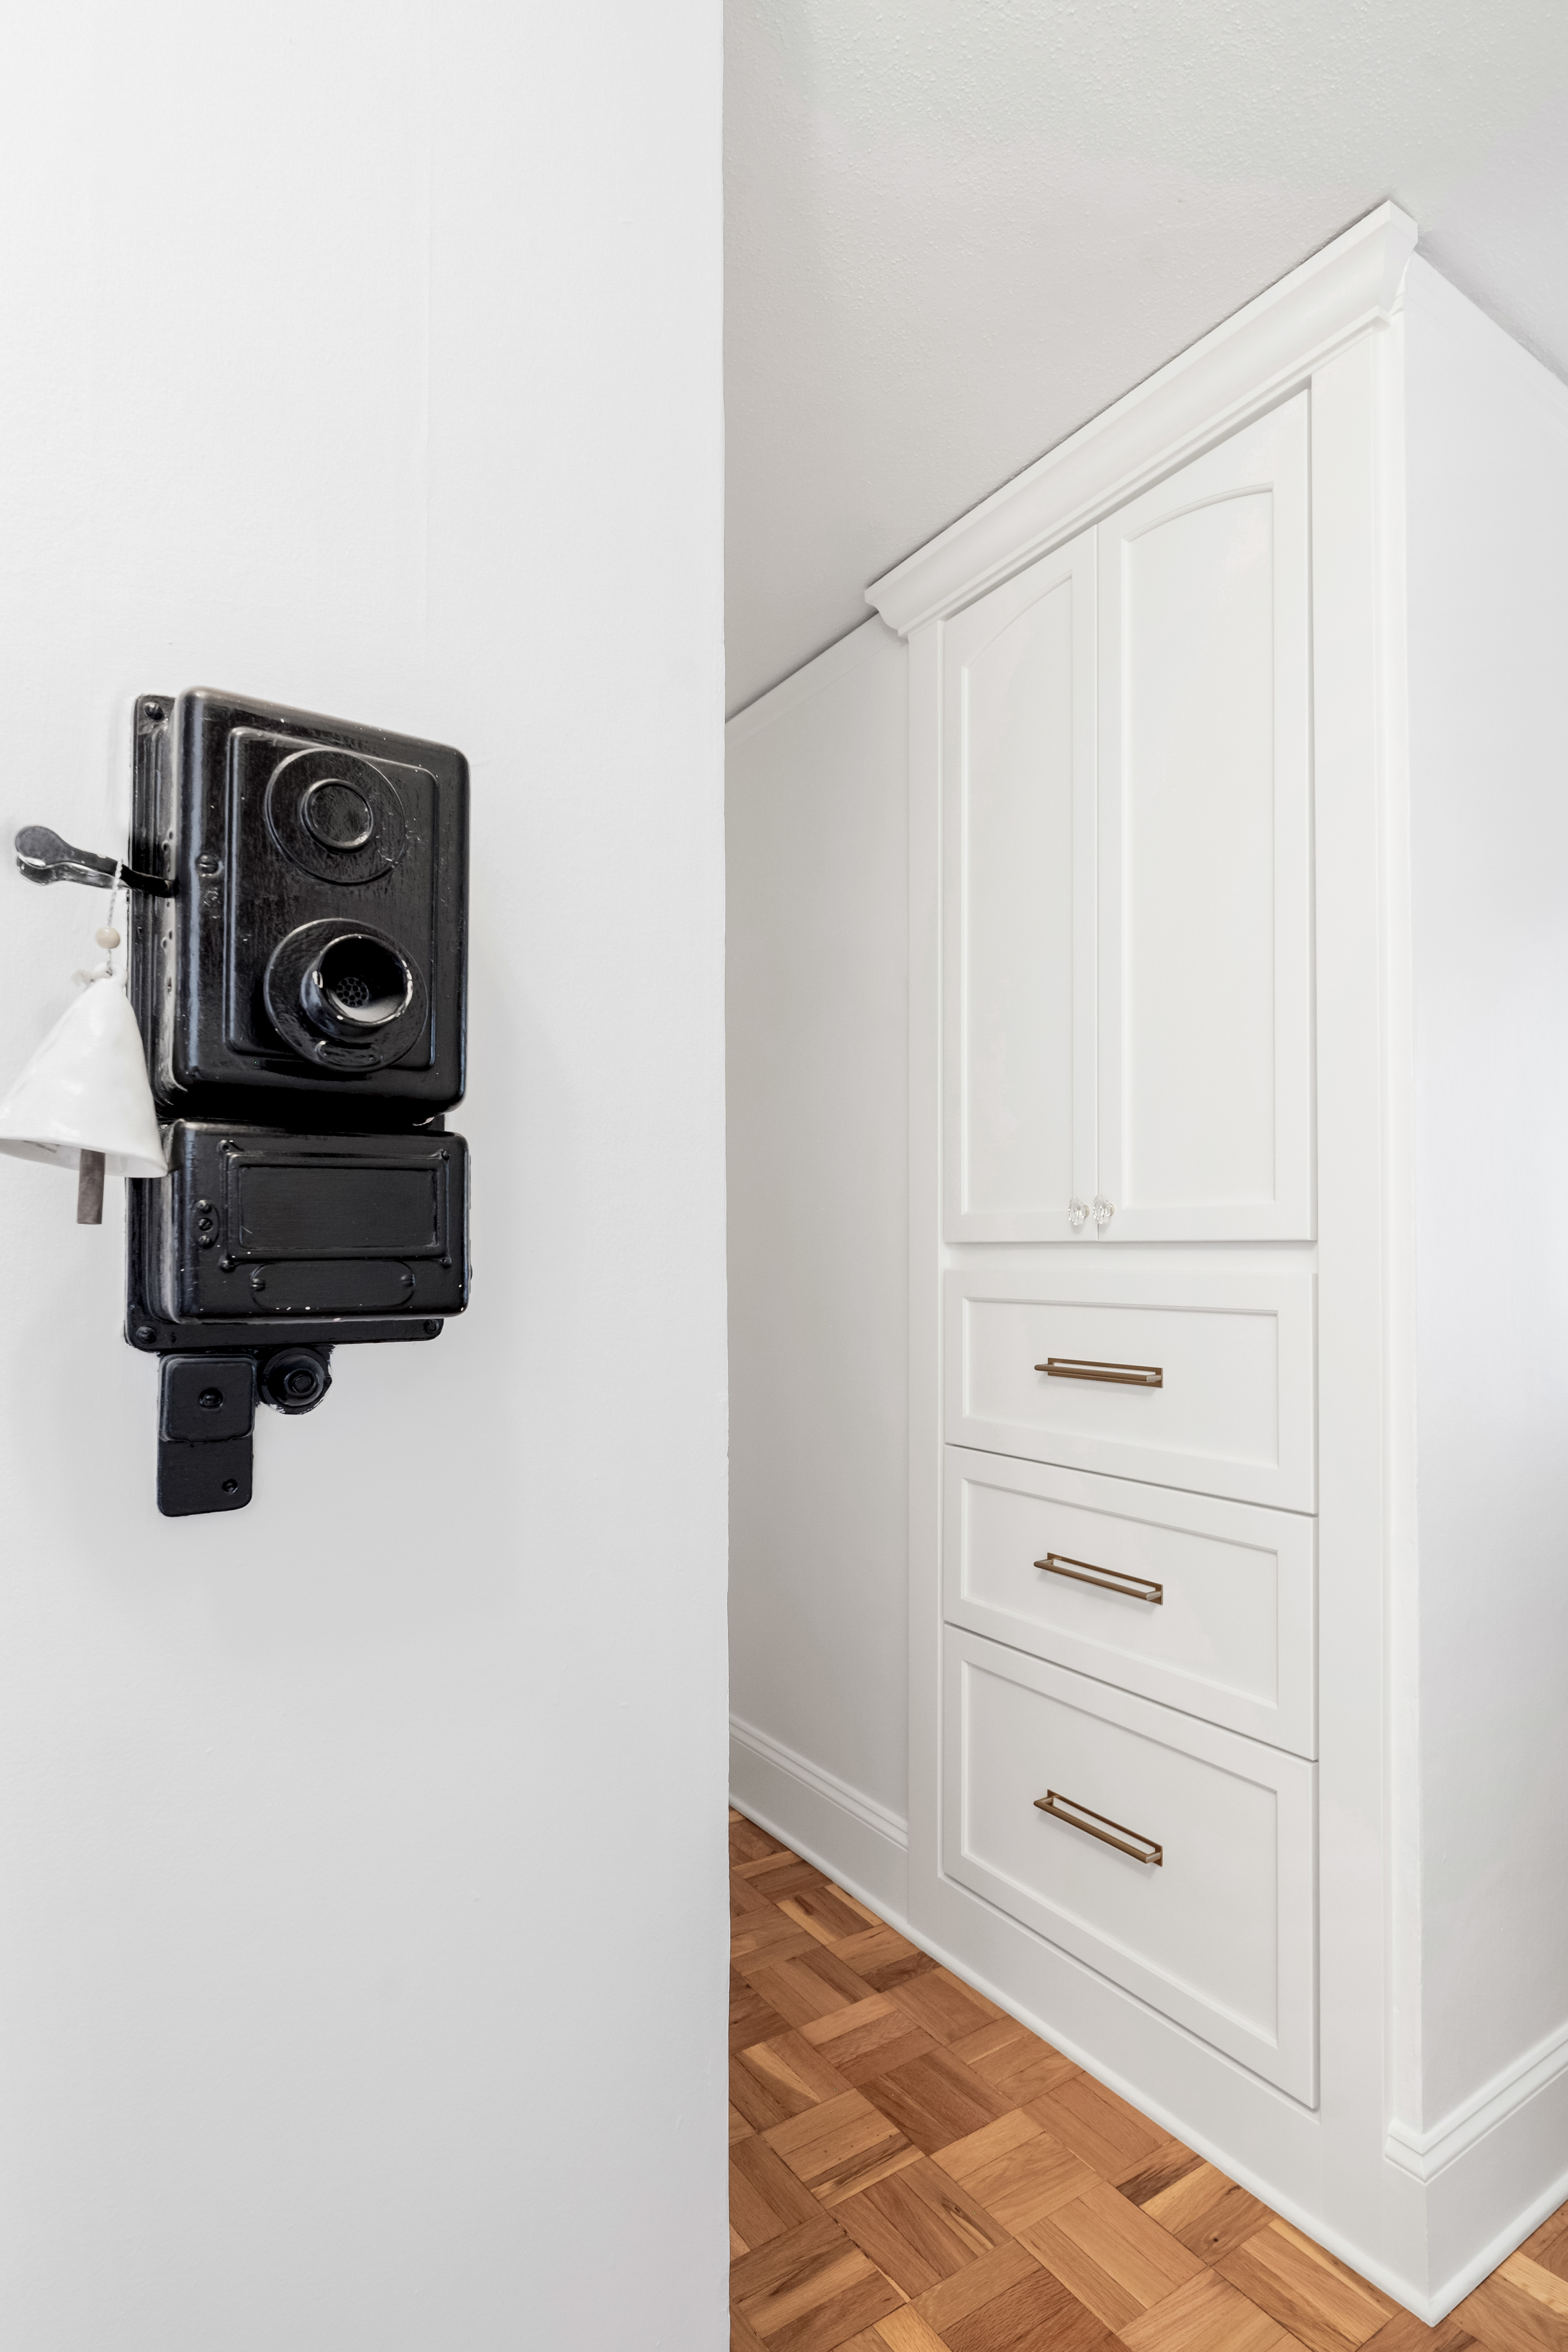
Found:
<box><xmin>726</xmin><ymin>0</ymin><xmax>1568</xmax><ymax>713</ymax></box>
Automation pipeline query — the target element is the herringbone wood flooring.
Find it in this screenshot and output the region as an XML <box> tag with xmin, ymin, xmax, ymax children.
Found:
<box><xmin>729</xmin><ymin>1810</ymin><xmax>1568</xmax><ymax>2352</ymax></box>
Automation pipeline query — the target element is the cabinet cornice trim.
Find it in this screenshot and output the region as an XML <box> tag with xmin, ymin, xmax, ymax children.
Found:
<box><xmin>865</xmin><ymin>201</ymin><xmax>1417</xmax><ymax>637</ymax></box>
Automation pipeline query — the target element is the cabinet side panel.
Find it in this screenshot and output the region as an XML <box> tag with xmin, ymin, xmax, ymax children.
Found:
<box><xmin>1404</xmin><ymin>256</ymin><xmax>1568</xmax><ymax>2128</ymax></box>
<box><xmin>727</xmin><ymin>622</ymin><xmax>911</xmax><ymax>1825</ymax></box>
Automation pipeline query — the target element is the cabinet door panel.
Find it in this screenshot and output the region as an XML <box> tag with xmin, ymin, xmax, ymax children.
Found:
<box><xmin>943</xmin><ymin>532</ymin><xmax>1096</xmax><ymax>1239</ymax></box>
<box><xmin>1098</xmin><ymin>397</ymin><xmax>1312</xmax><ymax>1239</ymax></box>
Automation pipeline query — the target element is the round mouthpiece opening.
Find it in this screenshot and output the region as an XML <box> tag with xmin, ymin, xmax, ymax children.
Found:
<box><xmin>309</xmin><ymin>935</ymin><xmax>412</xmax><ymax>1033</ymax></box>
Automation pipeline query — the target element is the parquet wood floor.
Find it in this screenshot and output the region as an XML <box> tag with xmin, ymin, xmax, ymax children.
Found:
<box><xmin>729</xmin><ymin>1810</ymin><xmax>1568</xmax><ymax>2352</ymax></box>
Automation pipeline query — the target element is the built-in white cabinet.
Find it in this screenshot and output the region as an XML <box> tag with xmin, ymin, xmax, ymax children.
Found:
<box><xmin>867</xmin><ymin>201</ymin><xmax>1568</xmax><ymax>2316</ymax></box>
<box><xmin>932</xmin><ymin>380</ymin><xmax>1321</xmax><ymax>2114</ymax></box>
<box><xmin>944</xmin><ymin>396</ymin><xmax>1313</xmax><ymax>1242</ymax></box>
<box><xmin>733</xmin><ymin>203</ymin><xmax>1568</xmax><ymax>2320</ymax></box>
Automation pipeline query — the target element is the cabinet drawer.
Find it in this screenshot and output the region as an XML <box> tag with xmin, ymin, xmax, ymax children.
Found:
<box><xmin>945</xmin><ymin>1266</ymin><xmax>1315</xmax><ymax>1509</ymax></box>
<box><xmin>945</xmin><ymin>1451</ymin><xmax>1315</xmax><ymax>1754</ymax></box>
<box><xmin>944</xmin><ymin>1629</ymin><xmax>1316</xmax><ymax>2099</ymax></box>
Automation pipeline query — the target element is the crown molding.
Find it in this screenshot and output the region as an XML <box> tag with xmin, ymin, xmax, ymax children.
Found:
<box><xmin>866</xmin><ymin>202</ymin><xmax>1418</xmax><ymax>637</ymax></box>
<box><xmin>725</xmin><ymin>616</ymin><xmax>889</xmax><ymax>746</ymax></box>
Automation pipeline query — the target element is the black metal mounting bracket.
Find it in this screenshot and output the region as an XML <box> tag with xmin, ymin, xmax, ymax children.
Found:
<box><xmin>14</xmin><ymin>823</ymin><xmax>175</xmax><ymax>898</ymax></box>
<box><xmin>156</xmin><ymin>1346</ymin><xmax>333</xmax><ymax>1518</ymax></box>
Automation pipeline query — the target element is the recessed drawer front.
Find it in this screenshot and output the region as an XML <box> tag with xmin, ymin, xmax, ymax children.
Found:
<box><xmin>945</xmin><ymin>1267</ymin><xmax>1315</xmax><ymax>1509</ymax></box>
<box><xmin>945</xmin><ymin>1451</ymin><xmax>1315</xmax><ymax>1755</ymax></box>
<box><xmin>944</xmin><ymin>1628</ymin><xmax>1316</xmax><ymax>2100</ymax></box>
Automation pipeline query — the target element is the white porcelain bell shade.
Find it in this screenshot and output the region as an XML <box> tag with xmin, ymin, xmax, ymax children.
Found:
<box><xmin>0</xmin><ymin>975</ymin><xmax>167</xmax><ymax>1179</ymax></box>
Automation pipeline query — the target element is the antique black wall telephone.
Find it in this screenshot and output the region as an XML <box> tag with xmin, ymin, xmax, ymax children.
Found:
<box><xmin>13</xmin><ymin>690</ymin><xmax>471</xmax><ymax>1516</ymax></box>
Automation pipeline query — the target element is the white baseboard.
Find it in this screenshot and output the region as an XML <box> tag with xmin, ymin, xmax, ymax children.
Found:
<box><xmin>1389</xmin><ymin>2013</ymin><xmax>1568</xmax><ymax>2182</ymax></box>
<box><xmin>1425</xmin><ymin>2152</ymin><xmax>1568</xmax><ymax>2321</ymax></box>
<box><xmin>728</xmin><ymin>1715</ymin><xmax>909</xmax><ymax>1921</ymax></box>
<box><xmin>1383</xmin><ymin>2013</ymin><xmax>1568</xmax><ymax>2315</ymax></box>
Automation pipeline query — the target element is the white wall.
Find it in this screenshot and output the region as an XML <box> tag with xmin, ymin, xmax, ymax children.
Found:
<box><xmin>725</xmin><ymin>0</ymin><xmax>1568</xmax><ymax>711</ymax></box>
<box><xmin>0</xmin><ymin>7</ymin><xmax>726</xmax><ymax>2347</ymax></box>
<box><xmin>726</xmin><ymin>621</ymin><xmax>909</xmax><ymax>1903</ymax></box>
<box><xmin>1404</xmin><ymin>258</ymin><xmax>1568</xmax><ymax>2131</ymax></box>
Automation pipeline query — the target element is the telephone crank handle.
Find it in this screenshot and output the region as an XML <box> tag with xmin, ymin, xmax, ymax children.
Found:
<box><xmin>14</xmin><ymin>825</ymin><xmax>175</xmax><ymax>897</ymax></box>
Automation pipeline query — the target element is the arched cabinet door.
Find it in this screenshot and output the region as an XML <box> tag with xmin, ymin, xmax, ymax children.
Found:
<box><xmin>941</xmin><ymin>528</ymin><xmax>1097</xmax><ymax>1241</ymax></box>
<box><xmin>940</xmin><ymin>395</ymin><xmax>1313</xmax><ymax>1245</ymax></box>
<box><xmin>1095</xmin><ymin>394</ymin><xmax>1313</xmax><ymax>1242</ymax></box>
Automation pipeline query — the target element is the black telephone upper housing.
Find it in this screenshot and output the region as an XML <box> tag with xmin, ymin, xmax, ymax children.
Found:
<box><xmin>132</xmin><ymin>689</ymin><xmax>468</xmax><ymax>1118</ymax></box>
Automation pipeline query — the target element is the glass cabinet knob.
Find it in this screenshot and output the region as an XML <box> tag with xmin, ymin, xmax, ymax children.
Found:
<box><xmin>1067</xmin><ymin>1196</ymin><xmax>1091</xmax><ymax>1230</ymax></box>
<box><xmin>1092</xmin><ymin>1194</ymin><xmax>1116</xmax><ymax>1227</ymax></box>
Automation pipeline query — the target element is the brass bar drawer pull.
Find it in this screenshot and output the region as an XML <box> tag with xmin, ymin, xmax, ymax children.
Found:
<box><xmin>1036</xmin><ymin>1357</ymin><xmax>1163</xmax><ymax>1387</ymax></box>
<box><xmin>1035</xmin><ymin>1552</ymin><xmax>1163</xmax><ymax>1605</ymax></box>
<box><xmin>1035</xmin><ymin>1789</ymin><xmax>1163</xmax><ymax>1866</ymax></box>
